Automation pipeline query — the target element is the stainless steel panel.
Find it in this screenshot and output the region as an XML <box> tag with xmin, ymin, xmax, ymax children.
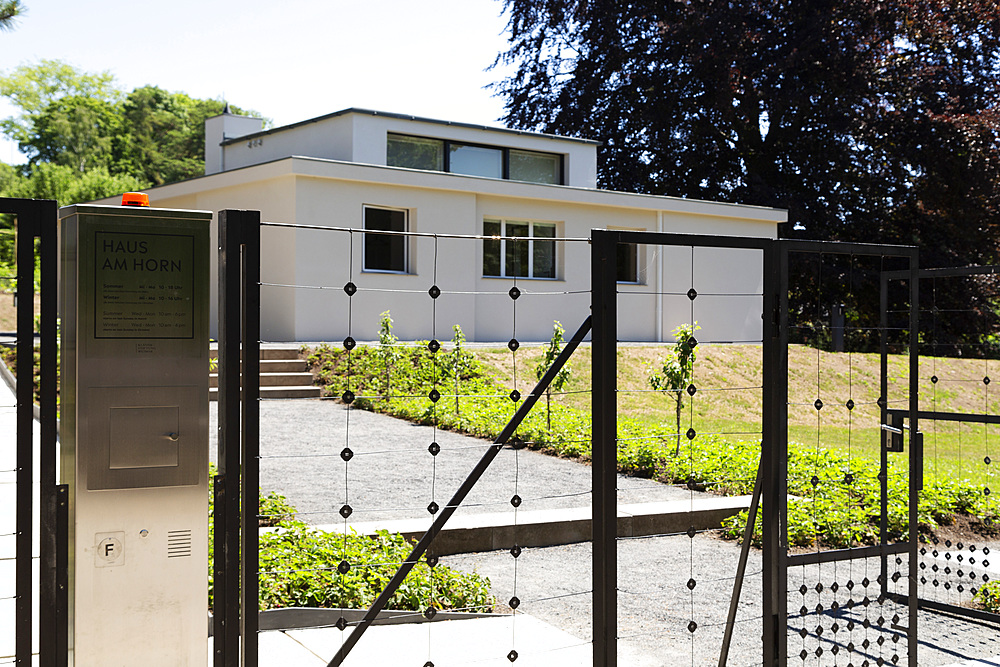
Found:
<box><xmin>109</xmin><ymin>406</ymin><xmax>180</xmax><ymax>469</ymax></box>
<box><xmin>59</xmin><ymin>204</ymin><xmax>211</xmax><ymax>666</ymax></box>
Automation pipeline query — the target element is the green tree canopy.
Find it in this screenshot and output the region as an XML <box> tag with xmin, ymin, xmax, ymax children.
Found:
<box><xmin>0</xmin><ymin>59</ymin><xmax>120</xmax><ymax>146</ymax></box>
<box><xmin>118</xmin><ymin>85</ymin><xmax>245</xmax><ymax>185</ymax></box>
<box><xmin>0</xmin><ymin>59</ymin><xmax>262</xmax><ymax>204</ymax></box>
<box><xmin>26</xmin><ymin>94</ymin><xmax>123</xmax><ymax>171</ymax></box>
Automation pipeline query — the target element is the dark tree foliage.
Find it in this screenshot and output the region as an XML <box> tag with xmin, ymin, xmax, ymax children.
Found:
<box><xmin>496</xmin><ymin>0</ymin><xmax>1000</xmax><ymax>354</ymax></box>
<box><xmin>0</xmin><ymin>0</ymin><xmax>22</xmax><ymax>31</ymax></box>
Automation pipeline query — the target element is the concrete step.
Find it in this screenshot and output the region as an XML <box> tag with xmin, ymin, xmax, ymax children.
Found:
<box><xmin>210</xmin><ymin>359</ymin><xmax>310</xmax><ymax>374</ymax></box>
<box><xmin>259</xmin><ymin>359</ymin><xmax>309</xmax><ymax>373</ymax></box>
<box><xmin>262</xmin><ymin>346</ymin><xmax>303</xmax><ymax>360</ymax></box>
<box><xmin>209</xmin><ymin>345</ymin><xmax>316</xmax><ymax>400</ymax></box>
<box><xmin>209</xmin><ymin>345</ymin><xmax>303</xmax><ymax>361</ymax></box>
<box><xmin>210</xmin><ymin>371</ymin><xmax>314</xmax><ymax>389</ymax></box>
<box><xmin>210</xmin><ymin>385</ymin><xmax>321</xmax><ymax>400</ymax></box>
<box><xmin>301</xmin><ymin>496</ymin><xmax>753</xmax><ymax>556</ymax></box>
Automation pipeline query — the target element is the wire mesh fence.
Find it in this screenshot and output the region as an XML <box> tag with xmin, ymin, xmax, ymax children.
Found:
<box><xmin>215</xmin><ymin>221</ymin><xmax>1000</xmax><ymax>667</ymax></box>
<box><xmin>782</xmin><ymin>249</ymin><xmax>916</xmax><ymax>667</ymax></box>
<box><xmin>906</xmin><ymin>268</ymin><xmax>1000</xmax><ymax>622</ymax></box>
<box><xmin>614</xmin><ymin>242</ymin><xmax>767</xmax><ymax>666</ymax></box>
<box><xmin>241</xmin><ymin>221</ymin><xmax>598</xmax><ymax>665</ymax></box>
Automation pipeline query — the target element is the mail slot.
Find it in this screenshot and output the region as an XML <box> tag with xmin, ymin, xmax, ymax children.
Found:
<box><xmin>60</xmin><ymin>204</ymin><xmax>211</xmax><ymax>666</ymax></box>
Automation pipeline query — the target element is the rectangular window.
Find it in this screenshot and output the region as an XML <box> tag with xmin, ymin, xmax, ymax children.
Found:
<box><xmin>617</xmin><ymin>243</ymin><xmax>639</xmax><ymax>283</ymax></box>
<box><xmin>364</xmin><ymin>206</ymin><xmax>407</xmax><ymax>272</ymax></box>
<box><xmin>509</xmin><ymin>149</ymin><xmax>561</xmax><ymax>184</ymax></box>
<box><xmin>449</xmin><ymin>143</ymin><xmax>503</xmax><ymax>179</ymax></box>
<box><xmin>482</xmin><ymin>219</ymin><xmax>557</xmax><ymax>279</ymax></box>
<box><xmin>387</xmin><ymin>134</ymin><xmax>444</xmax><ymax>171</ymax></box>
<box><xmin>386</xmin><ymin>133</ymin><xmax>563</xmax><ymax>185</ymax></box>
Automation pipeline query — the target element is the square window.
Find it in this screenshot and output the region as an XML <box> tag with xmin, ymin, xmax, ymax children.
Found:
<box><xmin>617</xmin><ymin>243</ymin><xmax>639</xmax><ymax>283</ymax></box>
<box><xmin>483</xmin><ymin>219</ymin><xmax>557</xmax><ymax>279</ymax></box>
<box><xmin>364</xmin><ymin>206</ymin><xmax>407</xmax><ymax>272</ymax></box>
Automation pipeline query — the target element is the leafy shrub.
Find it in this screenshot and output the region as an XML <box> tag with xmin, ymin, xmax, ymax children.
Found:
<box><xmin>258</xmin><ymin>524</ymin><xmax>492</xmax><ymax>613</ymax></box>
<box><xmin>207</xmin><ymin>468</ymin><xmax>493</xmax><ymax>613</ymax></box>
<box><xmin>974</xmin><ymin>580</ymin><xmax>1000</xmax><ymax>613</ymax></box>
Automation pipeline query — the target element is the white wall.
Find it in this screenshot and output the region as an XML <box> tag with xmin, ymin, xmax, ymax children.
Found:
<box><xmin>204</xmin><ymin>113</ymin><xmax>266</xmax><ymax>175</ymax></box>
<box><xmin>213</xmin><ymin>109</ymin><xmax>600</xmax><ymax>188</ymax></box>
<box><xmin>218</xmin><ymin>114</ymin><xmax>355</xmax><ymax>174</ymax></box>
<box><xmin>106</xmin><ymin>157</ymin><xmax>783</xmax><ymax>343</ymax></box>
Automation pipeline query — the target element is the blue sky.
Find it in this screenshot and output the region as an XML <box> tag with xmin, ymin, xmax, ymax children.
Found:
<box><xmin>1</xmin><ymin>0</ymin><xmax>515</xmax><ymax>164</ymax></box>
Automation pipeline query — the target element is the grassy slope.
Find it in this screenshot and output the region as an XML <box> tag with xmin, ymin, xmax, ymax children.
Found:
<box><xmin>475</xmin><ymin>343</ymin><xmax>1000</xmax><ymax>486</ymax></box>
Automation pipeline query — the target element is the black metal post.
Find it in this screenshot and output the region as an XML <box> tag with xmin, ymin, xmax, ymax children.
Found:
<box><xmin>328</xmin><ymin>316</ymin><xmax>592</xmax><ymax>667</ymax></box>
<box><xmin>591</xmin><ymin>229</ymin><xmax>618</xmax><ymax>667</ymax></box>
<box><xmin>879</xmin><ymin>268</ymin><xmax>890</xmax><ymax>600</ymax></box>
<box><xmin>216</xmin><ymin>210</ymin><xmax>244</xmax><ymax>667</ymax></box>
<box><xmin>907</xmin><ymin>252</ymin><xmax>920</xmax><ymax>667</ymax></box>
<box><xmin>36</xmin><ymin>199</ymin><xmax>60</xmax><ymax>667</ymax></box>
<box><xmin>54</xmin><ymin>483</ymin><xmax>68</xmax><ymax>663</ymax></box>
<box><xmin>762</xmin><ymin>239</ymin><xmax>785</xmax><ymax>666</ymax></box>
<box><xmin>241</xmin><ymin>210</ymin><xmax>261</xmax><ymax>667</ymax></box>
<box><xmin>3</xmin><ymin>198</ymin><xmax>61</xmax><ymax>667</ymax></box>
<box><xmin>14</xmin><ymin>202</ymin><xmax>34</xmax><ymax>667</ymax></box>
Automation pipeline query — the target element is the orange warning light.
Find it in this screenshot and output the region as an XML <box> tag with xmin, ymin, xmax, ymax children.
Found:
<box><xmin>121</xmin><ymin>192</ymin><xmax>150</xmax><ymax>207</ymax></box>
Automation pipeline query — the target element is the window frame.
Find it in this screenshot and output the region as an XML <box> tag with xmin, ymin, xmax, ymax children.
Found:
<box><xmin>387</xmin><ymin>133</ymin><xmax>564</xmax><ymax>185</ymax></box>
<box><xmin>482</xmin><ymin>218</ymin><xmax>559</xmax><ymax>280</ymax></box>
<box><xmin>362</xmin><ymin>205</ymin><xmax>409</xmax><ymax>274</ymax></box>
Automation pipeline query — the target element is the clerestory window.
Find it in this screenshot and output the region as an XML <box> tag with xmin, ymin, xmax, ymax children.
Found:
<box><xmin>388</xmin><ymin>133</ymin><xmax>563</xmax><ymax>185</ymax></box>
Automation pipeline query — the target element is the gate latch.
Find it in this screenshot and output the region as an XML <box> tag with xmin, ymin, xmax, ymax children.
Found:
<box><xmin>881</xmin><ymin>422</ymin><xmax>905</xmax><ymax>453</ymax></box>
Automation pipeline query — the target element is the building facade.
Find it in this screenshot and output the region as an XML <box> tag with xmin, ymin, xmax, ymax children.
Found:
<box><xmin>97</xmin><ymin>108</ymin><xmax>785</xmax><ymax>343</ymax></box>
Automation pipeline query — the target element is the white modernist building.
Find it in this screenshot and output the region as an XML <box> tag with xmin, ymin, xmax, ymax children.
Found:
<box><xmin>98</xmin><ymin>108</ymin><xmax>785</xmax><ymax>343</ymax></box>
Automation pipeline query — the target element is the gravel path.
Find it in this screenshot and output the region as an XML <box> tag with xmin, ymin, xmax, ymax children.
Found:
<box><xmin>444</xmin><ymin>534</ymin><xmax>1000</xmax><ymax>667</ymax></box>
<box><xmin>212</xmin><ymin>398</ymin><xmax>1000</xmax><ymax>666</ymax></box>
<box><xmin>210</xmin><ymin>398</ymin><xmax>691</xmax><ymax>525</ymax></box>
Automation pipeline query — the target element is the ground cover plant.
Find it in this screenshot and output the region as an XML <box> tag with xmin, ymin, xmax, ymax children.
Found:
<box><xmin>306</xmin><ymin>312</ymin><xmax>1000</xmax><ymax>550</ymax></box>
<box><xmin>208</xmin><ymin>470</ymin><xmax>493</xmax><ymax>613</ymax></box>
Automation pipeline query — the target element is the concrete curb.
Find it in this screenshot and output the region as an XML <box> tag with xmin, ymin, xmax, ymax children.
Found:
<box><xmin>300</xmin><ymin>495</ymin><xmax>752</xmax><ymax>556</ymax></box>
<box><xmin>209</xmin><ymin>607</ymin><xmax>503</xmax><ymax>636</ymax></box>
<box><xmin>0</xmin><ymin>354</ymin><xmax>42</xmax><ymax>423</ymax></box>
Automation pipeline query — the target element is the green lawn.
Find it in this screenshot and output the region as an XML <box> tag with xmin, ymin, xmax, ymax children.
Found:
<box><xmin>474</xmin><ymin>342</ymin><xmax>1000</xmax><ymax>488</ymax></box>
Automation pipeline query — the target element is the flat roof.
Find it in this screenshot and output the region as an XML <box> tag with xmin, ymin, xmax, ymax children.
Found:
<box><xmin>219</xmin><ymin>107</ymin><xmax>601</xmax><ymax>147</ymax></box>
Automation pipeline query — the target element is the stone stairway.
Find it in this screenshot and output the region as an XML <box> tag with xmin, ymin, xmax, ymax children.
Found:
<box><xmin>210</xmin><ymin>345</ymin><xmax>322</xmax><ymax>400</ymax></box>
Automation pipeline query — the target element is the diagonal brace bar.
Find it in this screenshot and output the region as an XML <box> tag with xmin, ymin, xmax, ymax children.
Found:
<box><xmin>328</xmin><ymin>315</ymin><xmax>592</xmax><ymax>667</ymax></box>
<box><xmin>718</xmin><ymin>456</ymin><xmax>763</xmax><ymax>667</ymax></box>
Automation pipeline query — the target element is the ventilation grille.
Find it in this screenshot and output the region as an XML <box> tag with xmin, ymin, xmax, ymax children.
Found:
<box><xmin>167</xmin><ymin>529</ymin><xmax>192</xmax><ymax>558</ymax></box>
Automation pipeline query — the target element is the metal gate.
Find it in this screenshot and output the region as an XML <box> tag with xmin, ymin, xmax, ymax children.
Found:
<box><xmin>591</xmin><ymin>231</ymin><xmax>920</xmax><ymax>666</ymax></box>
<box><xmin>884</xmin><ymin>265</ymin><xmax>1000</xmax><ymax>628</ymax></box>
<box><xmin>0</xmin><ymin>198</ymin><xmax>64</xmax><ymax>667</ymax></box>
<box><xmin>216</xmin><ymin>221</ymin><xmax>1000</xmax><ymax>666</ymax></box>
<box><xmin>777</xmin><ymin>241</ymin><xmax>919</xmax><ymax>667</ymax></box>
<box><xmin>214</xmin><ymin>209</ymin><xmax>595</xmax><ymax>667</ymax></box>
